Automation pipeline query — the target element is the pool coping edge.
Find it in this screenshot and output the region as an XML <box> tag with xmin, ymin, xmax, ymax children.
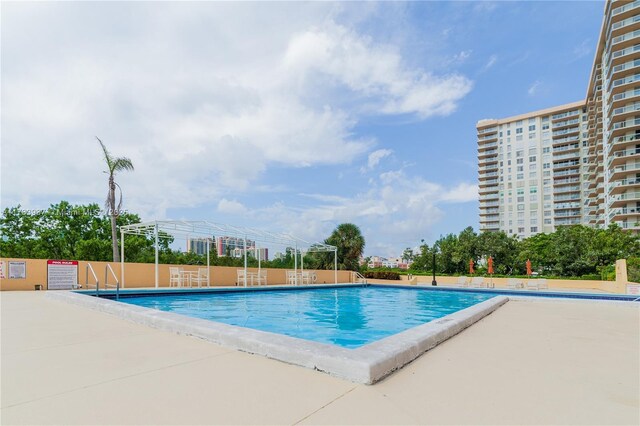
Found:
<box><xmin>46</xmin><ymin>289</ymin><xmax>508</xmax><ymax>384</ymax></box>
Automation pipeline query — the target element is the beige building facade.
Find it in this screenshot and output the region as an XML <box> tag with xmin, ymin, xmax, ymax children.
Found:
<box><xmin>479</xmin><ymin>0</ymin><xmax>640</xmax><ymax>236</ymax></box>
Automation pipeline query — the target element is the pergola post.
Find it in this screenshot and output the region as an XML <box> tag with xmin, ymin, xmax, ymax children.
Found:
<box><xmin>206</xmin><ymin>238</ymin><xmax>210</xmax><ymax>287</ymax></box>
<box><xmin>294</xmin><ymin>243</ymin><xmax>298</xmax><ymax>286</ymax></box>
<box><xmin>154</xmin><ymin>222</ymin><xmax>159</xmax><ymax>288</ymax></box>
<box><xmin>334</xmin><ymin>248</ymin><xmax>338</xmax><ymax>284</ymax></box>
<box><xmin>120</xmin><ymin>228</ymin><xmax>125</xmax><ymax>288</ymax></box>
<box><xmin>243</xmin><ymin>236</ymin><xmax>248</xmax><ymax>287</ymax></box>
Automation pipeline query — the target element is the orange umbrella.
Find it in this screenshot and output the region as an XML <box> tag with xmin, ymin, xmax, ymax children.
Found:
<box><xmin>488</xmin><ymin>256</ymin><xmax>494</xmax><ymax>275</ymax></box>
<box><xmin>526</xmin><ymin>259</ymin><xmax>532</xmax><ymax>276</ymax></box>
<box><xmin>469</xmin><ymin>259</ymin><xmax>475</xmax><ymax>274</ymax></box>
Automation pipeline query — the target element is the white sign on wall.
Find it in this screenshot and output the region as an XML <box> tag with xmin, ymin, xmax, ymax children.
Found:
<box><xmin>627</xmin><ymin>284</ymin><xmax>640</xmax><ymax>295</ymax></box>
<box><xmin>0</xmin><ymin>261</ymin><xmax>6</xmax><ymax>279</ymax></box>
<box><xmin>47</xmin><ymin>260</ymin><xmax>78</xmax><ymax>290</ymax></box>
<box><xmin>8</xmin><ymin>261</ymin><xmax>26</xmax><ymax>279</ymax></box>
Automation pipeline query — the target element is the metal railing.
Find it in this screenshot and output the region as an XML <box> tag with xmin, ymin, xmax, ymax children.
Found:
<box><xmin>86</xmin><ymin>263</ymin><xmax>99</xmax><ymax>296</ymax></box>
<box><xmin>351</xmin><ymin>271</ymin><xmax>367</xmax><ymax>284</ymax></box>
<box><xmin>105</xmin><ymin>264</ymin><xmax>120</xmax><ymax>300</ymax></box>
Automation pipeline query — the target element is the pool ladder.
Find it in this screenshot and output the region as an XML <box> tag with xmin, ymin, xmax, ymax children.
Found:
<box><xmin>83</xmin><ymin>263</ymin><xmax>120</xmax><ymax>300</ymax></box>
<box><xmin>351</xmin><ymin>271</ymin><xmax>367</xmax><ymax>284</ymax></box>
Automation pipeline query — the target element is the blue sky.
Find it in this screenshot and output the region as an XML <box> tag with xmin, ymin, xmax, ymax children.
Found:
<box><xmin>1</xmin><ymin>1</ymin><xmax>604</xmax><ymax>257</ymax></box>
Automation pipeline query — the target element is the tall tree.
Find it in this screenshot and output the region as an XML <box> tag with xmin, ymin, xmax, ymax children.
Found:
<box><xmin>97</xmin><ymin>137</ymin><xmax>134</xmax><ymax>262</ymax></box>
<box><xmin>325</xmin><ymin>223</ymin><xmax>365</xmax><ymax>271</ymax></box>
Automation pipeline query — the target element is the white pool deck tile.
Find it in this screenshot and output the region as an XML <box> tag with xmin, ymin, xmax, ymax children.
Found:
<box><xmin>1</xmin><ymin>291</ymin><xmax>639</xmax><ymax>425</ymax></box>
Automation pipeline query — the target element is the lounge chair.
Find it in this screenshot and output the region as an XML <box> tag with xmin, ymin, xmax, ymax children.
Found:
<box><xmin>526</xmin><ymin>278</ymin><xmax>548</xmax><ymax>290</ymax></box>
<box><xmin>507</xmin><ymin>278</ymin><xmax>523</xmax><ymax>289</ymax></box>
<box><xmin>470</xmin><ymin>277</ymin><xmax>484</xmax><ymax>288</ymax></box>
<box><xmin>456</xmin><ymin>276</ymin><xmax>468</xmax><ymax>288</ymax></box>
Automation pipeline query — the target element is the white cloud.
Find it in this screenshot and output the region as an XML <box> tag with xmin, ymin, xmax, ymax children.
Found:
<box><xmin>217</xmin><ymin>198</ymin><xmax>246</xmax><ymax>215</ymax></box>
<box><xmin>360</xmin><ymin>148</ymin><xmax>393</xmax><ymax>173</ymax></box>
<box><xmin>482</xmin><ymin>54</ymin><xmax>498</xmax><ymax>71</ymax></box>
<box><xmin>249</xmin><ymin>170</ymin><xmax>477</xmax><ymax>257</ymax></box>
<box><xmin>528</xmin><ymin>80</ymin><xmax>542</xmax><ymax>96</ymax></box>
<box><xmin>1</xmin><ymin>2</ymin><xmax>473</xmax><ymax>218</ymax></box>
<box><xmin>572</xmin><ymin>39</ymin><xmax>591</xmax><ymax>60</ymax></box>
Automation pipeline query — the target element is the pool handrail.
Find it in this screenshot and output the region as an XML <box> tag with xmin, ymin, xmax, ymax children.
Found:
<box><xmin>104</xmin><ymin>263</ymin><xmax>120</xmax><ymax>300</ymax></box>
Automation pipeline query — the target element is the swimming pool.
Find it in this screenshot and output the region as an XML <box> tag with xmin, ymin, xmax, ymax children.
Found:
<box><xmin>50</xmin><ymin>284</ymin><xmax>509</xmax><ymax>383</ymax></box>
<box><xmin>117</xmin><ymin>286</ymin><xmax>496</xmax><ymax>348</ymax></box>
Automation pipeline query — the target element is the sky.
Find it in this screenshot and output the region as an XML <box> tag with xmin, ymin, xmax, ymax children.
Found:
<box><xmin>1</xmin><ymin>1</ymin><xmax>604</xmax><ymax>257</ymax></box>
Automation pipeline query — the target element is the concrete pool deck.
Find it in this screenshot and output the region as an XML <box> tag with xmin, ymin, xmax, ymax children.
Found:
<box><xmin>1</xmin><ymin>291</ymin><xmax>638</xmax><ymax>425</ymax></box>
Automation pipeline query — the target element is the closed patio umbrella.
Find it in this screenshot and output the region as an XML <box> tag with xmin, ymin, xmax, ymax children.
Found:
<box><xmin>488</xmin><ymin>256</ymin><xmax>494</xmax><ymax>275</ymax></box>
<box><xmin>469</xmin><ymin>259</ymin><xmax>475</xmax><ymax>274</ymax></box>
<box><xmin>526</xmin><ymin>259</ymin><xmax>532</xmax><ymax>277</ymax></box>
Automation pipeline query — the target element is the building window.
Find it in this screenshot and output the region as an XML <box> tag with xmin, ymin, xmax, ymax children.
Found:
<box><xmin>529</xmin><ymin>156</ymin><xmax>537</xmax><ymax>162</ymax></box>
<box><xmin>528</xmin><ymin>125</ymin><xmax>536</xmax><ymax>131</ymax></box>
<box><xmin>516</xmin><ymin>128</ymin><xmax>523</xmax><ymax>134</ymax></box>
<box><xmin>530</xmin><ymin>226</ymin><xmax>538</xmax><ymax>233</ymax></box>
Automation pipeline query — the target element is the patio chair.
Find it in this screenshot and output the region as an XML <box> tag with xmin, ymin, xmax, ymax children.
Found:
<box><xmin>470</xmin><ymin>277</ymin><xmax>485</xmax><ymax>288</ymax></box>
<box><xmin>191</xmin><ymin>267</ymin><xmax>209</xmax><ymax>288</ymax></box>
<box><xmin>237</xmin><ymin>269</ymin><xmax>247</xmax><ymax>286</ymax></box>
<box><xmin>169</xmin><ymin>267</ymin><xmax>183</xmax><ymax>287</ymax></box>
<box><xmin>456</xmin><ymin>276</ymin><xmax>468</xmax><ymax>288</ymax></box>
<box><xmin>286</xmin><ymin>270</ymin><xmax>296</xmax><ymax>285</ymax></box>
<box><xmin>256</xmin><ymin>270</ymin><xmax>267</xmax><ymax>286</ymax></box>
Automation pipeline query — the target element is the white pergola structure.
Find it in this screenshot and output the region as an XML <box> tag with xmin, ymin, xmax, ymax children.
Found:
<box><xmin>119</xmin><ymin>220</ymin><xmax>338</xmax><ymax>288</ymax></box>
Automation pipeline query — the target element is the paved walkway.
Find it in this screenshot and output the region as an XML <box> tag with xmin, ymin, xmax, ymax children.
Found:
<box><xmin>1</xmin><ymin>291</ymin><xmax>638</xmax><ymax>425</ymax></box>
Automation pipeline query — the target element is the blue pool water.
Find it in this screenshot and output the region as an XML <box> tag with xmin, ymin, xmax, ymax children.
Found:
<box><xmin>117</xmin><ymin>286</ymin><xmax>495</xmax><ymax>348</ymax></box>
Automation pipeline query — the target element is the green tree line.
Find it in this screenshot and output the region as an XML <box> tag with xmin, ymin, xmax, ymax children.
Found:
<box><xmin>404</xmin><ymin>225</ymin><xmax>640</xmax><ymax>279</ymax></box>
<box><xmin>0</xmin><ymin>202</ymin><xmax>366</xmax><ymax>270</ymax></box>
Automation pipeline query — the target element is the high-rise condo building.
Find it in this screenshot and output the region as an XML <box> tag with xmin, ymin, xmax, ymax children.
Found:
<box><xmin>478</xmin><ymin>0</ymin><xmax>640</xmax><ymax>236</ymax></box>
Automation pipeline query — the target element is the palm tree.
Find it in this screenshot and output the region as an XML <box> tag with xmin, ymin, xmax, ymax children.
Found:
<box><xmin>97</xmin><ymin>137</ymin><xmax>134</xmax><ymax>262</ymax></box>
<box><xmin>325</xmin><ymin>223</ymin><xmax>365</xmax><ymax>271</ymax></box>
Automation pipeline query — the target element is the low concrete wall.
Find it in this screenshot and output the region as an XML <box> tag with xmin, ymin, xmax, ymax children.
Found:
<box><xmin>392</xmin><ymin>274</ymin><xmax>625</xmax><ymax>294</ymax></box>
<box><xmin>0</xmin><ymin>258</ymin><xmax>352</xmax><ymax>291</ymax></box>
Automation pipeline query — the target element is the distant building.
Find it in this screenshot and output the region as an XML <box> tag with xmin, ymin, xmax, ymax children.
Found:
<box><xmin>186</xmin><ymin>237</ymin><xmax>214</xmax><ymax>255</ymax></box>
<box><xmin>216</xmin><ymin>236</ymin><xmax>268</xmax><ymax>260</ymax></box>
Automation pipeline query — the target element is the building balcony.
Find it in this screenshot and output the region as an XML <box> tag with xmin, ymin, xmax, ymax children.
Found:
<box><xmin>479</xmin><ymin>208</ymin><xmax>500</xmax><ymax>216</ymax></box>
<box><xmin>552</xmin><ymin>160</ymin><xmax>580</xmax><ymax>170</ymax></box>
<box><xmin>553</xmin><ymin>177</ymin><xmax>581</xmax><ymax>186</ymax></box>
<box><xmin>553</xmin><ymin>143</ymin><xmax>580</xmax><ymax>153</ymax></box>
<box><xmin>554</xmin><ymin>168</ymin><xmax>581</xmax><ymax>177</ymax></box>
<box><xmin>554</xmin><ymin>210</ymin><xmax>582</xmax><ymax>218</ymax></box>
<box><xmin>478</xmin><ymin>141</ymin><xmax>498</xmax><ymax>151</ymax></box>
<box><xmin>551</xmin><ymin>109</ymin><xmax>580</xmax><ymax>122</ymax></box>
<box><xmin>480</xmin><ymin>215</ymin><xmax>500</xmax><ymax>223</ymax></box>
<box><xmin>610</xmin><ymin>117</ymin><xmax>640</xmax><ymax>138</ymax></box>
<box><xmin>610</xmin><ymin>206</ymin><xmax>640</xmax><ymax>221</ymax></box>
<box><xmin>480</xmin><ymin>200</ymin><xmax>500</xmax><ymax>208</ymax></box>
<box><xmin>610</xmin><ymin>177</ymin><xmax>640</xmax><ymax>194</ymax></box>
<box><xmin>552</xmin><ymin>134</ymin><xmax>580</xmax><ymax>145</ymax></box>
<box><xmin>610</xmin><ymin>161</ymin><xmax>640</xmax><ymax>179</ymax></box>
<box><xmin>477</xmin><ymin>126</ymin><xmax>498</xmax><ymax>135</ymax></box>
<box><xmin>552</xmin><ymin>117</ymin><xmax>581</xmax><ymax>130</ymax></box>
<box><xmin>609</xmin><ymin>191</ymin><xmax>640</xmax><ymax>208</ymax></box>
<box><xmin>479</xmin><ymin>193</ymin><xmax>499</xmax><ymax>201</ymax></box>
<box><xmin>478</xmin><ymin>149</ymin><xmax>498</xmax><ymax>159</ymax></box>
<box><xmin>608</xmin><ymin>147</ymin><xmax>640</xmax><ymax>167</ymax></box>
<box><xmin>611</xmin><ymin>87</ymin><xmax>640</xmax><ymax>109</ymax></box>
<box><xmin>553</xmin><ymin>151</ymin><xmax>580</xmax><ymax>161</ymax></box>
<box><xmin>479</xmin><ymin>179</ymin><xmax>499</xmax><ymax>187</ymax></box>
<box><xmin>608</xmin><ymin>101</ymin><xmax>640</xmax><ymax>125</ymax></box>
<box><xmin>554</xmin><ymin>202</ymin><xmax>581</xmax><ymax>210</ymax></box>
<box><xmin>479</xmin><ymin>163</ymin><xmax>499</xmax><ymax>172</ymax></box>
<box><xmin>555</xmin><ymin>218</ymin><xmax>582</xmax><ymax>226</ymax></box>
<box><xmin>552</xmin><ymin>126</ymin><xmax>580</xmax><ymax>137</ymax></box>
<box><xmin>609</xmin><ymin>133</ymin><xmax>640</xmax><ymax>151</ymax></box>
<box><xmin>478</xmin><ymin>171</ymin><xmax>499</xmax><ymax>179</ymax></box>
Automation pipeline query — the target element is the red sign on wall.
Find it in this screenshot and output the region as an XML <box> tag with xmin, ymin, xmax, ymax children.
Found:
<box><xmin>47</xmin><ymin>260</ymin><xmax>79</xmax><ymax>290</ymax></box>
